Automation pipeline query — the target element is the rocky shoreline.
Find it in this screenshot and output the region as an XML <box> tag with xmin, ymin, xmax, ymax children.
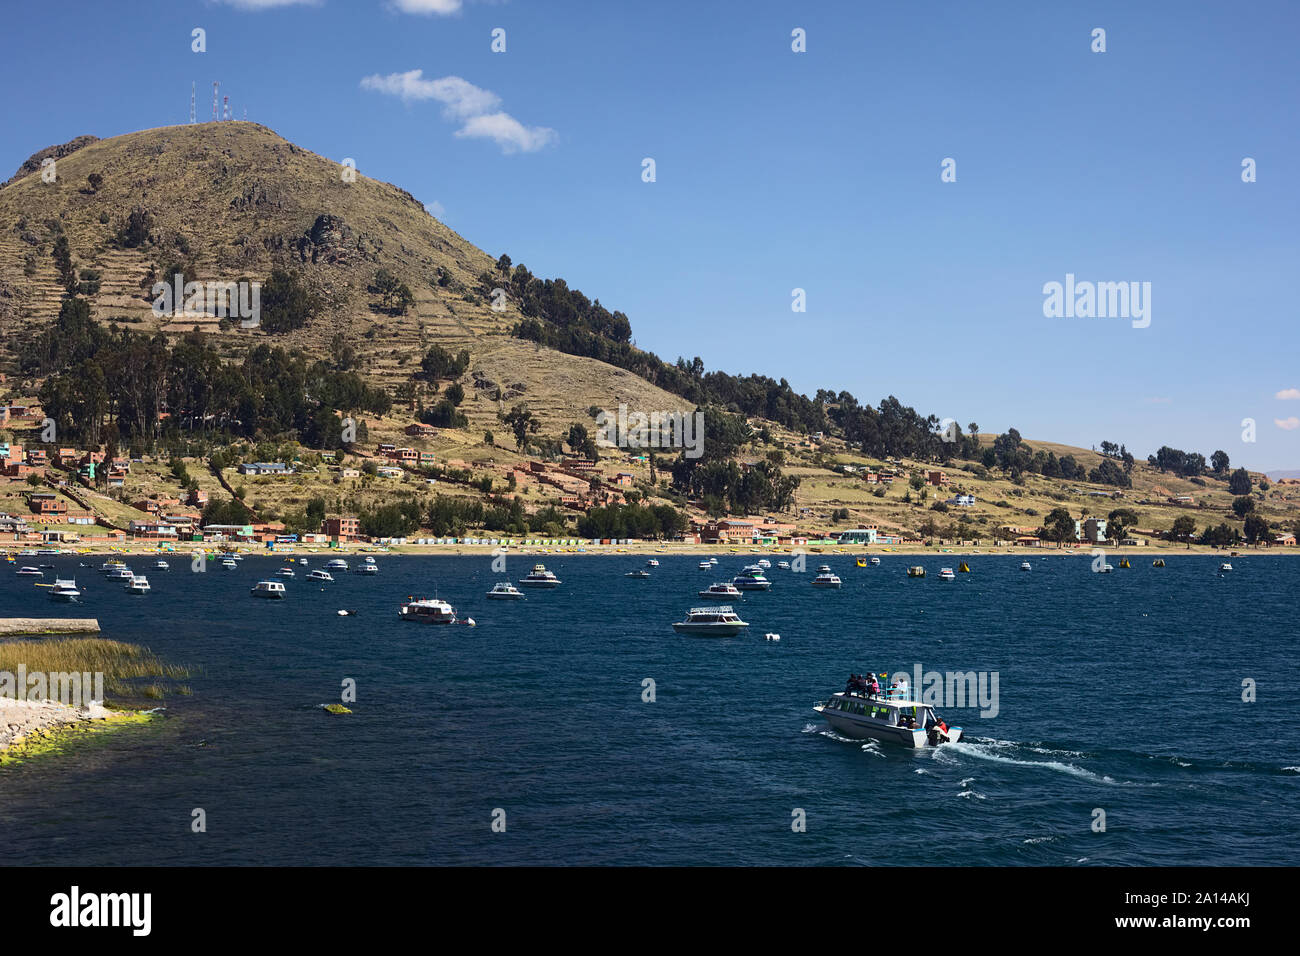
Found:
<box><xmin>0</xmin><ymin>696</ymin><xmax>118</xmax><ymax>758</ymax></box>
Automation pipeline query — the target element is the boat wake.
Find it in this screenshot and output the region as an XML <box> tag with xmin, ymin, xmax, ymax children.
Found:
<box><xmin>939</xmin><ymin>737</ymin><xmax>1156</xmax><ymax>787</ymax></box>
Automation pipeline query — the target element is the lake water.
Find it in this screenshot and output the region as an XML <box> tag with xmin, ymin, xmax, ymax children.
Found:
<box><xmin>1</xmin><ymin>552</ymin><xmax>1296</xmax><ymax>865</ymax></box>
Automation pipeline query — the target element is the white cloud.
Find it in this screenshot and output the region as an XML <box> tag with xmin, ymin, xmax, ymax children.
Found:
<box><xmin>361</xmin><ymin>70</ymin><xmax>556</xmax><ymax>155</ymax></box>
<box><xmin>1275</xmin><ymin>417</ymin><xmax>1300</xmax><ymax>431</ymax></box>
<box><xmin>392</xmin><ymin>0</ymin><xmax>463</xmax><ymax>14</ymax></box>
<box><xmin>360</xmin><ymin>72</ymin><xmax>500</xmax><ymax>116</ymax></box>
<box><xmin>455</xmin><ymin>112</ymin><xmax>557</xmax><ymax>153</ymax></box>
<box><xmin>424</xmin><ymin>200</ymin><xmax>446</xmax><ymax>219</ymax></box>
<box><xmin>1275</xmin><ymin>387</ymin><xmax>1300</xmax><ymax>400</ymax></box>
<box><xmin>213</xmin><ymin>0</ymin><xmax>321</xmax><ymax>9</ymax></box>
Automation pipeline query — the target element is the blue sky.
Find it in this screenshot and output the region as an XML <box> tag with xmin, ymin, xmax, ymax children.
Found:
<box><xmin>2</xmin><ymin>0</ymin><xmax>1298</xmax><ymax>471</ymax></box>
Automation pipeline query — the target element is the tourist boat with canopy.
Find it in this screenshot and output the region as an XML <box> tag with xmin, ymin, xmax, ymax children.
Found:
<box><xmin>813</xmin><ymin>679</ymin><xmax>962</xmax><ymax>748</ymax></box>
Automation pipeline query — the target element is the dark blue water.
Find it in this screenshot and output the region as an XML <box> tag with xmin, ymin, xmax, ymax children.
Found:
<box><xmin>1</xmin><ymin>551</ymin><xmax>1296</xmax><ymax>865</ymax></box>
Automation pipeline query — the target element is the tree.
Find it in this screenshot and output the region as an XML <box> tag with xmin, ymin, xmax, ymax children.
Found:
<box><xmin>420</xmin><ymin>345</ymin><xmax>470</xmax><ymax>381</ymax></box>
<box><xmin>1210</xmin><ymin>450</ymin><xmax>1230</xmax><ymax>475</ymax></box>
<box><xmin>504</xmin><ymin>405</ymin><xmax>539</xmax><ymax>449</ymax></box>
<box><xmin>1042</xmin><ymin>507</ymin><xmax>1076</xmax><ymax>545</ymax></box>
<box><xmin>259</xmin><ymin>269</ymin><xmax>318</xmax><ymax>332</ymax></box>
<box><xmin>1228</xmin><ymin>467</ymin><xmax>1252</xmax><ymax>496</ymax></box>
<box><xmin>1231</xmin><ymin>496</ymin><xmax>1254</xmax><ymax>519</ymax></box>
<box><xmin>86</xmin><ymin>172</ymin><xmax>103</xmax><ymax>193</ymax></box>
<box><xmin>1107</xmin><ymin>508</ymin><xmax>1140</xmax><ymax>541</ymax></box>
<box><xmin>1243</xmin><ymin>514</ymin><xmax>1271</xmax><ymax>545</ymax></box>
<box><xmin>371</xmin><ymin>268</ymin><xmax>414</xmax><ymax>315</ymax></box>
<box><xmin>1169</xmin><ymin>515</ymin><xmax>1197</xmax><ymax>548</ymax></box>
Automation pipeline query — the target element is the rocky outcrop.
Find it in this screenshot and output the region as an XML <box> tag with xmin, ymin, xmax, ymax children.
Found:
<box><xmin>295</xmin><ymin>213</ymin><xmax>354</xmax><ymax>264</ymax></box>
<box><xmin>2</xmin><ymin>135</ymin><xmax>100</xmax><ymax>188</ymax></box>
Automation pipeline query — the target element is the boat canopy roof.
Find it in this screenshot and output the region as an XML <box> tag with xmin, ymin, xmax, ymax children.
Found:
<box><xmin>834</xmin><ymin>691</ymin><xmax>931</xmax><ymax>711</ymax></box>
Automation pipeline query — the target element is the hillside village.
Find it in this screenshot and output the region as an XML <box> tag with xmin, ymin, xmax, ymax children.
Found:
<box><xmin>2</xmin><ymin>389</ymin><xmax>1298</xmax><ymax>553</ymax></box>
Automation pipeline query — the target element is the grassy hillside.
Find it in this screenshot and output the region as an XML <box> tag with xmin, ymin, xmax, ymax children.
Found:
<box><xmin>0</xmin><ymin>122</ymin><xmax>690</xmax><ymax>431</ymax></box>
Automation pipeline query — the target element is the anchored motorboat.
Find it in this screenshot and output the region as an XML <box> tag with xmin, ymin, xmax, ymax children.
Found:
<box><xmin>399</xmin><ymin>597</ymin><xmax>458</xmax><ymax>624</ymax></box>
<box><xmin>154</xmin><ymin>559</ymin><xmax>170</xmax><ymax>571</ymax></box>
<box><xmin>811</xmin><ymin>566</ymin><xmax>842</xmax><ymax>588</ymax></box>
<box><xmin>699</xmin><ymin>560</ymin><xmax>711</xmax><ymax>570</ymax></box>
<box><xmin>486</xmin><ymin>581</ymin><xmax>524</xmax><ymax>600</ymax></box>
<box><xmin>106</xmin><ymin>565</ymin><xmax>135</xmax><ymax>581</ymax></box>
<box><xmin>907</xmin><ymin>566</ymin><xmax>926</xmax><ymax>578</ymax></box>
<box><xmin>326</xmin><ymin>558</ymin><xmax>349</xmax><ymax>572</ymax></box>
<box><xmin>938</xmin><ymin>567</ymin><xmax>956</xmax><ymax>580</ymax></box>
<box><xmin>625</xmin><ymin>569</ymin><xmax>651</xmax><ymax>578</ymax></box>
<box><xmin>698</xmin><ymin>581</ymin><xmax>743</xmax><ymax>600</ymax></box>
<box><xmin>251</xmin><ymin>579</ymin><xmax>287</xmax><ymax>599</ymax></box>
<box><xmin>308</xmin><ymin>569</ymin><xmax>334</xmax><ymax>582</ymax></box>
<box><xmin>1219</xmin><ymin>562</ymin><xmax>1233</xmax><ymax>572</ymax></box>
<box><xmin>16</xmin><ymin>566</ymin><xmax>43</xmax><ymax>576</ymax></box>
<box><xmin>124</xmin><ymin>575</ymin><xmax>151</xmax><ymax>594</ymax></box>
<box><xmin>646</xmin><ymin>559</ymin><xmax>659</xmax><ymax>567</ymax></box>
<box><xmin>732</xmin><ymin>566</ymin><xmax>772</xmax><ymax>591</ymax></box>
<box><xmin>276</xmin><ymin>566</ymin><xmax>295</xmax><ymax>577</ymax></box>
<box><xmin>48</xmin><ymin>578</ymin><xmax>81</xmax><ymax>602</ymax></box>
<box><xmin>671</xmin><ymin>605</ymin><xmax>750</xmax><ymax>636</ymax></box>
<box><xmin>1019</xmin><ymin>561</ymin><xmax>1032</xmax><ymax>571</ymax></box>
<box><xmin>869</xmin><ymin>556</ymin><xmax>881</xmax><ymax>566</ymax></box>
<box><xmin>519</xmin><ymin>564</ymin><xmax>562</xmax><ymax>588</ymax></box>
<box><xmin>355</xmin><ymin>556</ymin><xmax>378</xmax><ymax>575</ymax></box>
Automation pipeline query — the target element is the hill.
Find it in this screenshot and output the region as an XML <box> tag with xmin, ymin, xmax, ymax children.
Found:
<box><xmin>0</xmin><ymin>121</ymin><xmax>689</xmax><ymax>432</ymax></box>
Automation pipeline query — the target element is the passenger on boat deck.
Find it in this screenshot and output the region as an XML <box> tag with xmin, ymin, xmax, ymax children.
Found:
<box><xmin>867</xmin><ymin>674</ymin><xmax>880</xmax><ymax>697</ymax></box>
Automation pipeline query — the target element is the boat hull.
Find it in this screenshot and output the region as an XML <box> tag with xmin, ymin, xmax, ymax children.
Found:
<box><xmin>672</xmin><ymin>623</ymin><xmax>749</xmax><ymax>636</ymax></box>
<box><xmin>815</xmin><ymin>707</ymin><xmax>963</xmax><ymax>748</ymax></box>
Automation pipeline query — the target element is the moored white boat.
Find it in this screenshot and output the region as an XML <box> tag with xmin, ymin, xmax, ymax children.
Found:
<box><xmin>519</xmin><ymin>564</ymin><xmax>562</xmax><ymax>588</ymax></box>
<box><xmin>251</xmin><ymin>579</ymin><xmax>287</xmax><ymax>599</ymax></box>
<box><xmin>49</xmin><ymin>578</ymin><xmax>81</xmax><ymax>602</ymax></box>
<box><xmin>811</xmin><ymin>566</ymin><xmax>842</xmax><ymax>588</ymax></box>
<box><xmin>1219</xmin><ymin>562</ymin><xmax>1233</xmax><ymax>572</ymax></box>
<box><xmin>485</xmin><ymin>581</ymin><xmax>524</xmax><ymax>600</ymax></box>
<box><xmin>938</xmin><ymin>567</ymin><xmax>955</xmax><ymax>580</ymax></box>
<box><xmin>308</xmin><ymin>569</ymin><xmax>334</xmax><ymax>582</ymax></box>
<box><xmin>732</xmin><ymin>567</ymin><xmax>772</xmax><ymax>591</ymax></box>
<box><xmin>326</xmin><ymin>558</ymin><xmax>349</xmax><ymax>573</ymax></box>
<box><xmin>671</xmin><ymin>605</ymin><xmax>750</xmax><ymax>636</ymax></box>
<box><xmin>399</xmin><ymin>597</ymin><xmax>458</xmax><ymax>624</ymax></box>
<box><xmin>698</xmin><ymin>581</ymin><xmax>743</xmax><ymax>600</ymax></box>
<box><xmin>125</xmin><ymin>575</ymin><xmax>151</xmax><ymax>594</ymax></box>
